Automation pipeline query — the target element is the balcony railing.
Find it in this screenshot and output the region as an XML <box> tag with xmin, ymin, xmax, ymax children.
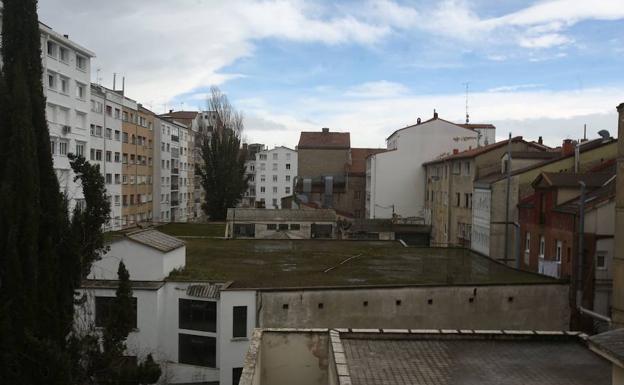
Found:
<box><xmin>171</xmin><ymin>184</ymin><xmax>179</xmax><ymax>191</ymax></box>
<box><xmin>171</xmin><ymin>135</ymin><xmax>179</xmax><ymax>142</ymax></box>
<box><xmin>171</xmin><ymin>200</ymin><xmax>179</xmax><ymax>207</ymax></box>
<box><xmin>172</xmin><ymin>168</ymin><xmax>179</xmax><ymax>174</ymax></box>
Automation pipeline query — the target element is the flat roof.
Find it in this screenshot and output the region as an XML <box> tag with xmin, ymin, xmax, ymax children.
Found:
<box><xmin>342</xmin><ymin>332</ymin><xmax>610</xmax><ymax>385</ymax></box>
<box><xmin>167</xmin><ymin>239</ymin><xmax>557</xmax><ymax>289</ymax></box>
<box><xmin>226</xmin><ymin>208</ymin><xmax>337</xmax><ymax>222</ymax></box>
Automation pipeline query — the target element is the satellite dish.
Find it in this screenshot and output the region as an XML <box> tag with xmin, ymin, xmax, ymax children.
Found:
<box><xmin>598</xmin><ymin>130</ymin><xmax>610</xmax><ymax>140</ymax></box>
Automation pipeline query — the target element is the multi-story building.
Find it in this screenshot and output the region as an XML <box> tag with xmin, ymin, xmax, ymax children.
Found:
<box><xmin>121</xmin><ymin>103</ymin><xmax>154</xmax><ymax>227</ymax></box>
<box><xmin>366</xmin><ymin>112</ymin><xmax>491</xmax><ymax>220</ymax></box>
<box><xmin>422</xmin><ymin>137</ymin><xmax>550</xmax><ymax>247</ymax></box>
<box><xmin>254</xmin><ymin>146</ymin><xmax>297</xmax><ymax>209</ymax></box>
<box><xmin>153</xmin><ymin>116</ymin><xmax>173</xmax><ymax>223</ymax></box>
<box><xmin>240</xmin><ymin>143</ymin><xmax>265</xmax><ymax>208</ymax></box>
<box><xmin>89</xmin><ymin>84</ymin><xmax>124</xmax><ymax>230</ymax></box>
<box><xmin>474</xmin><ymin>136</ymin><xmax>618</xmax><ymax>263</ymax></box>
<box><xmin>0</xmin><ymin>10</ymin><xmax>96</xmax><ymax>211</ymax></box>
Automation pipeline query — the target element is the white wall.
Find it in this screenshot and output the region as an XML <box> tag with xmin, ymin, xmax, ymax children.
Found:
<box><xmin>471</xmin><ymin>188</ymin><xmax>492</xmax><ymax>256</ymax></box>
<box><xmin>219</xmin><ymin>290</ymin><xmax>257</xmax><ymax>385</ymax></box>
<box><xmin>154</xmin><ymin>118</ymin><xmax>172</xmax><ymax>222</ymax></box>
<box><xmin>367</xmin><ymin>119</ymin><xmax>478</xmax><ymax>219</ymax></box>
<box><xmin>89</xmin><ymin>239</ymin><xmax>185</xmax><ymax>281</ymax></box>
<box><xmin>255</xmin><ymin>147</ymin><xmax>297</xmax><ymax>209</ymax></box>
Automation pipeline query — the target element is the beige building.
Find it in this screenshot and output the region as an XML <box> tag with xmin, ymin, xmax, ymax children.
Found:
<box><xmin>474</xmin><ymin>137</ymin><xmax>618</xmax><ymax>263</ymax></box>
<box><xmin>423</xmin><ymin>137</ymin><xmax>551</xmax><ymax>247</ymax></box>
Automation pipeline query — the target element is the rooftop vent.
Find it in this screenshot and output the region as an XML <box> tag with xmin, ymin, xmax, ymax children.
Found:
<box><xmin>598</xmin><ymin>129</ymin><xmax>611</xmax><ymax>142</ymax></box>
<box><xmin>417</xmin><ymin>117</ymin><xmax>421</xmax><ymax>124</ymax></box>
<box><xmin>322</xmin><ymin>127</ymin><xmax>329</xmax><ymax>133</ymax></box>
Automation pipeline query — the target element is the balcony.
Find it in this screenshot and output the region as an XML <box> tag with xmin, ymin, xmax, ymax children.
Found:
<box><xmin>171</xmin><ymin>135</ymin><xmax>179</xmax><ymax>142</ymax></box>
<box><xmin>538</xmin><ymin>257</ymin><xmax>561</xmax><ymax>279</ymax></box>
<box><xmin>172</xmin><ymin>168</ymin><xmax>179</xmax><ymax>175</ymax></box>
<box><xmin>171</xmin><ymin>184</ymin><xmax>179</xmax><ymax>191</ymax></box>
<box><xmin>171</xmin><ymin>200</ymin><xmax>179</xmax><ymax>207</ymax></box>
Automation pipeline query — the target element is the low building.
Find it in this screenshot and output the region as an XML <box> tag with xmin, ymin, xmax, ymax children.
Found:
<box><xmin>241</xmin><ymin>328</ymin><xmax>610</xmax><ymax>385</ymax></box>
<box><xmin>225</xmin><ymin>208</ymin><xmax>337</xmax><ymax>239</ymax></box>
<box><xmin>423</xmin><ymin>136</ymin><xmax>549</xmax><ymax>248</ymax></box>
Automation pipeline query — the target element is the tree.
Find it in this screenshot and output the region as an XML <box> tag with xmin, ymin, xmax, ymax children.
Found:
<box><xmin>196</xmin><ymin>87</ymin><xmax>250</xmax><ymax>220</ymax></box>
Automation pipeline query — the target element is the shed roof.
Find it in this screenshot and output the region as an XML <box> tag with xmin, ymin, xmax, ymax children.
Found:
<box><xmin>226</xmin><ymin>208</ymin><xmax>337</xmax><ymax>222</ymax></box>
<box><xmin>126</xmin><ymin>229</ymin><xmax>185</xmax><ymax>252</ymax></box>
<box><xmin>588</xmin><ymin>328</ymin><xmax>624</xmax><ymax>366</ymax></box>
<box><xmin>298</xmin><ymin>130</ymin><xmax>350</xmax><ymax>149</ymax></box>
<box><xmin>186</xmin><ymin>283</ymin><xmax>224</xmax><ymax>299</ymax></box>
<box><xmin>533</xmin><ymin>171</ymin><xmax>614</xmax><ymax>189</ymax></box>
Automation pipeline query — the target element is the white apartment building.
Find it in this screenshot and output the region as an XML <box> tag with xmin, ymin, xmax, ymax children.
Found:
<box><xmin>240</xmin><ymin>143</ymin><xmax>265</xmax><ymax>208</ymax></box>
<box><xmin>254</xmin><ymin>146</ymin><xmax>297</xmax><ymax>209</ymax></box>
<box><xmin>366</xmin><ymin>113</ymin><xmax>489</xmax><ymax>219</ymax></box>
<box><xmin>177</xmin><ymin>124</ymin><xmax>190</xmax><ymax>223</ymax></box>
<box><xmin>80</xmin><ymin>229</ymin><xmax>255</xmax><ymax>385</ymax></box>
<box><xmin>89</xmin><ymin>84</ymin><xmax>124</xmax><ymax>230</ymax></box>
<box><xmin>154</xmin><ymin>117</ymin><xmax>173</xmax><ymax>223</ymax></box>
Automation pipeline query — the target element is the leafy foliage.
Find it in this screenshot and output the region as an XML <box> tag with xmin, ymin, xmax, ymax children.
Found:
<box><xmin>196</xmin><ymin>87</ymin><xmax>249</xmax><ymax>220</ymax></box>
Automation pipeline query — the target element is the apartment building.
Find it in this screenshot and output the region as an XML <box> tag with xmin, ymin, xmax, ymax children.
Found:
<box><xmin>121</xmin><ymin>103</ymin><xmax>154</xmax><ymax>227</ymax></box>
<box><xmin>89</xmin><ymin>84</ymin><xmax>124</xmax><ymax>230</ymax></box>
<box><xmin>422</xmin><ymin>137</ymin><xmax>550</xmax><ymax>247</ymax></box>
<box><xmin>0</xmin><ymin>10</ymin><xmax>96</xmax><ymax>211</ymax></box>
<box><xmin>366</xmin><ymin>112</ymin><xmax>490</xmax><ymax>220</ymax></box>
<box><xmin>153</xmin><ymin>116</ymin><xmax>173</xmax><ymax>222</ymax></box>
<box><xmin>241</xmin><ymin>143</ymin><xmax>266</xmax><ymax>208</ymax></box>
<box><xmin>255</xmin><ymin>146</ymin><xmax>297</xmax><ymax>209</ymax></box>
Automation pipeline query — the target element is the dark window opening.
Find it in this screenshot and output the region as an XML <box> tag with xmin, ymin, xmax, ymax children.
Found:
<box><xmin>469</xmin><ymin>297</ymin><xmax>474</xmax><ymax>303</ymax></box>
<box><xmin>179</xmin><ymin>299</ymin><xmax>216</xmax><ymax>332</ymax></box>
<box><xmin>318</xmin><ymin>303</ymin><xmax>324</xmax><ymax>309</ymax></box>
<box><xmin>234</xmin><ymin>223</ymin><xmax>255</xmax><ymax>237</ymax></box>
<box><xmin>282</xmin><ymin>304</ymin><xmax>289</xmax><ymax>310</ymax></box>
<box><xmin>508</xmin><ymin>296</ymin><xmax>514</xmax><ymax>302</ymax></box>
<box><xmin>290</xmin><ymin>224</ymin><xmax>301</xmax><ymax>230</ymax></box>
<box><xmin>278</xmin><ymin>224</ymin><xmax>289</xmax><ymax>231</ymax></box>
<box><xmin>311</xmin><ymin>224</ymin><xmax>333</xmax><ymax>239</ymax></box>
<box><xmin>233</xmin><ymin>306</ymin><xmax>247</xmax><ymax>338</ymax></box>
<box><xmin>233</xmin><ymin>367</ymin><xmax>243</xmax><ymax>385</ymax></box>
<box><xmin>267</xmin><ymin>224</ymin><xmax>277</xmax><ymax>230</ymax></box>
<box><xmin>363</xmin><ymin>301</ymin><xmax>368</xmax><ymax>307</ymax></box>
<box><xmin>395</xmin><ymin>300</ymin><xmax>402</xmax><ymax>306</ymax></box>
<box><xmin>427</xmin><ymin>299</ymin><xmax>433</xmax><ymax>305</ymax></box>
<box><xmin>95</xmin><ymin>296</ymin><xmax>137</xmax><ymax>328</ymax></box>
<box><xmin>178</xmin><ymin>333</ymin><xmax>216</xmax><ymax>367</ymax></box>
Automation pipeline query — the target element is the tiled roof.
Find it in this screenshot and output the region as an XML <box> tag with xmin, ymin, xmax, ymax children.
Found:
<box><xmin>348</xmin><ymin>148</ymin><xmax>386</xmax><ymax>175</ymax></box>
<box><xmin>226</xmin><ymin>208</ymin><xmax>337</xmax><ymax>222</ymax></box>
<box><xmin>554</xmin><ymin>176</ymin><xmax>616</xmax><ymax>214</ymax></box>
<box><xmin>186</xmin><ymin>283</ymin><xmax>223</xmax><ymax>299</ymax></box>
<box><xmin>160</xmin><ymin>110</ymin><xmax>199</xmax><ymax>120</ymax></box>
<box><xmin>457</xmin><ymin>123</ymin><xmax>496</xmax><ymax>130</ymax></box>
<box><xmin>126</xmin><ymin>229</ymin><xmax>185</xmax><ymax>252</ymax></box>
<box><xmin>423</xmin><ymin>136</ymin><xmax>527</xmax><ymax>165</ymax></box>
<box><xmin>588</xmin><ymin>328</ymin><xmax>624</xmax><ymax>364</ymax></box>
<box><xmin>386</xmin><ymin>116</ymin><xmax>485</xmax><ymax>141</ymax></box>
<box><xmin>298</xmin><ymin>131</ymin><xmax>350</xmax><ymax>149</ymax></box>
<box><xmin>534</xmin><ymin>171</ymin><xmax>614</xmax><ymax>189</ymax></box>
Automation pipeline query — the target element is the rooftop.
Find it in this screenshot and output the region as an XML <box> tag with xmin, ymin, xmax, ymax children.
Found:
<box><xmin>226</xmin><ymin>208</ymin><xmax>337</xmax><ymax>222</ymax></box>
<box><xmin>165</xmin><ymin>238</ymin><xmax>556</xmax><ymax>289</ymax></box>
<box><xmin>555</xmin><ymin>176</ymin><xmax>616</xmax><ymax>214</ymax></box>
<box><xmin>348</xmin><ymin>148</ymin><xmax>387</xmax><ymax>175</ymax></box>
<box><xmin>588</xmin><ymin>328</ymin><xmax>624</xmax><ymax>366</ymax></box>
<box><xmin>533</xmin><ymin>170</ymin><xmax>614</xmax><ymax>189</ymax></box>
<box><xmin>125</xmin><ymin>228</ymin><xmax>186</xmax><ymax>252</ymax></box>
<box><xmin>423</xmin><ymin>136</ymin><xmax>543</xmax><ymax>165</ymax></box>
<box><xmin>298</xmin><ymin>129</ymin><xmax>350</xmax><ymax>149</ymax></box>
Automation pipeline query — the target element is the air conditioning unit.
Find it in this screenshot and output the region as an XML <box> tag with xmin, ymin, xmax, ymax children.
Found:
<box><xmin>62</xmin><ymin>125</ymin><xmax>71</xmax><ymax>135</ymax></box>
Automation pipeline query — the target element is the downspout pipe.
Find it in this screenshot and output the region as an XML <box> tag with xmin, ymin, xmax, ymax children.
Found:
<box><xmin>577</xmin><ymin>181</ymin><xmax>586</xmax><ymax>308</ymax></box>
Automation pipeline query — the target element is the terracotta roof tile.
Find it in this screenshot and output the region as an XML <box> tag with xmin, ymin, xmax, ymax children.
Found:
<box><xmin>298</xmin><ymin>131</ymin><xmax>350</xmax><ymax>149</ymax></box>
<box><xmin>348</xmin><ymin>148</ymin><xmax>387</xmax><ymax>175</ymax></box>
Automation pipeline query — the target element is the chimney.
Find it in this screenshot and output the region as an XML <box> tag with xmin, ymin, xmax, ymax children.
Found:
<box><xmin>538</xmin><ymin>136</ymin><xmax>543</xmax><ymax>145</ymax></box>
<box><xmin>417</xmin><ymin>117</ymin><xmax>421</xmax><ymax>125</ymax></box>
<box><xmin>453</xmin><ymin>149</ymin><xmax>459</xmax><ymax>155</ymax></box>
<box><xmin>169</xmin><ymin>109</ymin><xmax>174</xmax><ymax>114</ymax></box>
<box><xmin>561</xmin><ymin>139</ymin><xmax>575</xmax><ymax>157</ymax></box>
<box><xmin>613</xmin><ymin>102</ymin><xmax>624</xmax><ymax>328</ymax></box>
<box><xmin>63</xmin><ymin>34</ymin><xmax>69</xmax><ymax>39</ymax></box>
<box><xmin>322</xmin><ymin>127</ymin><xmax>329</xmax><ymax>133</ymax></box>
<box><xmin>433</xmin><ymin>109</ymin><xmax>438</xmax><ymax>119</ymax></box>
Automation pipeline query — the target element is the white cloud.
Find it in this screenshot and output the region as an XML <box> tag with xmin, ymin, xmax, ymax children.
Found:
<box><xmin>344</xmin><ymin>81</ymin><xmax>409</xmax><ymax>98</ymax></box>
<box><xmin>518</xmin><ymin>33</ymin><xmax>572</xmax><ymax>48</ymax></box>
<box><xmin>487</xmin><ymin>84</ymin><xmax>542</xmax><ymax>92</ymax></box>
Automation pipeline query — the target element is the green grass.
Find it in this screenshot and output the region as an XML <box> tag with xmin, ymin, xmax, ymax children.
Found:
<box><xmin>168</xmin><ymin>238</ymin><xmax>555</xmax><ymax>289</ymax></box>
<box><xmin>157</xmin><ymin>222</ymin><xmax>225</xmax><ymax>237</ymax></box>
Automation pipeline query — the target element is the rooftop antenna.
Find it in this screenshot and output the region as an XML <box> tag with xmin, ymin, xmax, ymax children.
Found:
<box><xmin>122</xmin><ymin>76</ymin><xmax>125</xmax><ymax>96</ymax></box>
<box><xmin>463</xmin><ymin>82</ymin><xmax>470</xmax><ymax>124</ymax></box>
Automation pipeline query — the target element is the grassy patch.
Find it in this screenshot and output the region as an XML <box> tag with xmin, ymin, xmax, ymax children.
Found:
<box><xmin>168</xmin><ymin>238</ymin><xmax>555</xmax><ymax>288</ymax></box>
<box><xmin>157</xmin><ymin>222</ymin><xmax>225</xmax><ymax>237</ymax></box>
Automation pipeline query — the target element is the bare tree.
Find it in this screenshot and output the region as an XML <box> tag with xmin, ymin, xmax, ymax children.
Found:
<box><xmin>207</xmin><ymin>86</ymin><xmax>244</xmax><ymax>136</ymax></box>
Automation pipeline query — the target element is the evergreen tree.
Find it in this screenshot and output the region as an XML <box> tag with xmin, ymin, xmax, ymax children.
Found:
<box><xmin>196</xmin><ymin>86</ymin><xmax>249</xmax><ymax>220</ymax></box>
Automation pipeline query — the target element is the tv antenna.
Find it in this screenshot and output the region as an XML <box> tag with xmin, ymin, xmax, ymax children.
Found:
<box><xmin>463</xmin><ymin>82</ymin><xmax>470</xmax><ymax>124</ymax></box>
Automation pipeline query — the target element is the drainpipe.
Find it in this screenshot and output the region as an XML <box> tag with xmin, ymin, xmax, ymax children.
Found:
<box><xmin>504</xmin><ymin>133</ymin><xmax>512</xmax><ymax>263</ymax></box>
<box><xmin>577</xmin><ymin>181</ymin><xmax>585</xmax><ymax>308</ymax></box>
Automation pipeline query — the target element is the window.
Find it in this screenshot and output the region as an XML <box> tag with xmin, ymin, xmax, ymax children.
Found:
<box><xmin>285</xmin><ymin>187</ymin><xmax>290</xmax><ymax>194</ymax></box>
<box><xmin>272</xmin><ymin>163</ymin><xmax>278</xmax><ymax>171</ymax></box>
<box><xmin>596</xmin><ymin>252</ymin><xmax>607</xmax><ymax>270</ymax></box>
<box><xmin>59</xmin><ymin>47</ymin><xmax>69</xmax><ymax>63</ymax></box>
<box><xmin>60</xmin><ymin>76</ymin><xmax>69</xmax><ymax>94</ymax></box>
<box><xmin>178</xmin><ymin>334</ymin><xmax>216</xmax><ymax>368</ymax></box>
<box><xmin>456</xmin><ymin>193</ymin><xmax>461</xmax><ymax>207</ymax></box>
<box><xmin>115</xmin><ymin>108</ymin><xmax>121</xmax><ymax>119</ymax></box>
<box><xmin>232</xmin><ymin>306</ymin><xmax>247</xmax><ymax>338</ymax></box>
<box><xmin>272</xmin><ymin>175</ymin><xmax>278</xmax><ymax>182</ymax></box>
<box><xmin>233</xmin><ymin>368</ymin><xmax>243</xmax><ymax>385</ymax></box>
<box><xmin>290</xmin><ymin>224</ymin><xmax>300</xmax><ymax>230</ymax></box>
<box><xmin>47</xmin><ymin>41</ymin><xmax>57</xmax><ymax>57</ymax></box>
<box><xmin>47</xmin><ymin>72</ymin><xmax>56</xmax><ymax>90</ymax></box>
<box><xmin>75</xmin><ymin>142</ymin><xmax>85</xmax><ymax>156</ymax></box>
<box><xmin>272</xmin><ymin>187</ymin><xmax>278</xmax><ymax>193</ymax></box>
<box><xmin>50</xmin><ymin>140</ymin><xmax>56</xmax><ymax>155</ymax></box>
<box><xmin>465</xmin><ymin>193</ymin><xmax>471</xmax><ymax>208</ymax></box>
<box><xmin>115</xmin><ymin>174</ymin><xmax>120</xmax><ymax>184</ymax></box>
<box><xmin>286</xmin><ymin>163</ymin><xmax>291</xmax><ymax>170</ymax></box>
<box><xmin>59</xmin><ymin>141</ymin><xmax>68</xmax><ymax>156</ymax></box>
<box><xmin>260</xmin><ymin>187</ymin><xmax>265</xmax><ymax>193</ymax></box>
<box><xmin>285</xmin><ymin>175</ymin><xmax>290</xmax><ymax>182</ymax></box>
<box><xmin>76</xmin><ymin>55</ymin><xmax>87</xmax><ymax>71</ymax></box>
<box><xmin>525</xmin><ymin>232</ymin><xmax>531</xmax><ymax>253</ymax></box>
<box><xmin>555</xmin><ymin>241</ymin><xmax>562</xmax><ymax>262</ymax></box>
<box><xmin>464</xmin><ymin>161</ymin><xmax>471</xmax><ymax>175</ymax></box>
<box><xmin>259</xmin><ymin>154</ymin><xmax>267</xmax><ymax>160</ymax></box>
<box><xmin>76</xmin><ymin>83</ymin><xmax>85</xmax><ymax>100</ymax></box>
<box><xmin>539</xmin><ymin>236</ymin><xmax>545</xmax><ymax>257</ymax></box>
<box><xmin>95</xmin><ymin>296</ymin><xmax>137</xmax><ymax>328</ymax></box>
<box><xmin>179</xmin><ymin>299</ymin><xmax>216</xmax><ymax>332</ymax></box>
<box><xmin>105</xmin><ymin>174</ymin><xmax>112</xmax><ymax>184</ymax></box>
<box><xmin>452</xmin><ymin>162</ymin><xmax>460</xmax><ymax>174</ymax></box>
<box><xmin>105</xmin><ymin>151</ymin><xmax>112</xmax><ymax>162</ymax></box>
<box><xmin>260</xmin><ymin>175</ymin><xmax>266</xmax><ymax>182</ymax></box>
<box><xmin>267</xmin><ymin>224</ymin><xmax>277</xmax><ymax>230</ymax></box>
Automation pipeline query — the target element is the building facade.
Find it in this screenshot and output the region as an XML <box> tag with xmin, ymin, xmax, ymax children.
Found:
<box><xmin>255</xmin><ymin>146</ymin><xmax>297</xmax><ymax>209</ymax></box>
<box><xmin>241</xmin><ymin>143</ymin><xmax>265</xmax><ymax>208</ymax></box>
<box><xmin>366</xmin><ymin>113</ymin><xmax>487</xmax><ymax>220</ymax></box>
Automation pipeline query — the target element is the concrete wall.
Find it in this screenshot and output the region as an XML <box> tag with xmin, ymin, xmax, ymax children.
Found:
<box><xmin>89</xmin><ymin>239</ymin><xmax>185</xmax><ymax>281</ymax></box>
<box><xmin>367</xmin><ymin>119</ymin><xmax>478</xmax><ymax>219</ymax></box>
<box><xmin>298</xmin><ymin>148</ymin><xmax>349</xmax><ymax>178</ymax></box>
<box><xmin>472</xmin><ymin>188</ymin><xmax>492</xmax><ymax>256</ymax></box>
<box><xmin>259</xmin><ymin>332</ymin><xmax>329</xmax><ymax>385</ymax></box>
<box><xmin>257</xmin><ymin>284</ymin><xmax>570</xmax><ymax>330</ymax></box>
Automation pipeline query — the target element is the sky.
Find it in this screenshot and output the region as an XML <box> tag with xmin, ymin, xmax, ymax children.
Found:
<box><xmin>38</xmin><ymin>0</ymin><xmax>624</xmax><ymax>149</ymax></box>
